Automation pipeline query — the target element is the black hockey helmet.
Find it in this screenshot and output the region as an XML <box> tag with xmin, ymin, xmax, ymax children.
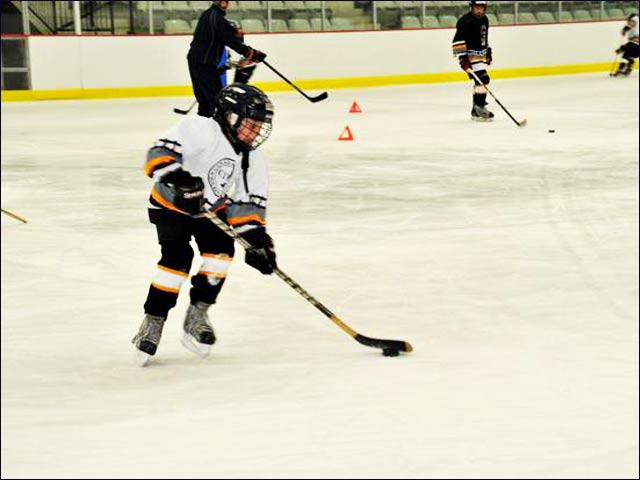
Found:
<box><xmin>469</xmin><ymin>1</ymin><xmax>487</xmax><ymax>17</ymax></box>
<box><xmin>213</xmin><ymin>83</ymin><xmax>274</xmax><ymax>151</ymax></box>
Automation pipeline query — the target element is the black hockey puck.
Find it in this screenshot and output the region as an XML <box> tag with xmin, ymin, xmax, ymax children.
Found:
<box><xmin>382</xmin><ymin>348</ymin><xmax>399</xmax><ymax>357</ymax></box>
<box><xmin>548</xmin><ymin>129</ymin><xmax>555</xmax><ymax>133</ymax></box>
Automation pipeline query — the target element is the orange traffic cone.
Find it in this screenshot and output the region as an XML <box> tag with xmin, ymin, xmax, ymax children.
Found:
<box><xmin>348</xmin><ymin>101</ymin><xmax>362</xmax><ymax>113</ymax></box>
<box><xmin>338</xmin><ymin>125</ymin><xmax>354</xmax><ymax>141</ymax></box>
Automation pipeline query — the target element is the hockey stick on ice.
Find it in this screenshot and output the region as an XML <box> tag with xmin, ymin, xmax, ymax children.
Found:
<box><xmin>1</xmin><ymin>208</ymin><xmax>28</xmax><ymax>224</ymax></box>
<box><xmin>173</xmin><ymin>100</ymin><xmax>197</xmax><ymax>115</ymax></box>
<box><xmin>467</xmin><ymin>69</ymin><xmax>527</xmax><ymax>127</ymax></box>
<box><xmin>262</xmin><ymin>60</ymin><xmax>328</xmax><ymax>103</ymax></box>
<box><xmin>203</xmin><ymin>211</ymin><xmax>412</xmax><ymax>355</ymax></box>
<box><xmin>609</xmin><ymin>35</ymin><xmax>626</xmax><ymax>76</ymax></box>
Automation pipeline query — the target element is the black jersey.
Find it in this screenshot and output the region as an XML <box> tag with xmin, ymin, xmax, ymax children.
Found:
<box><xmin>452</xmin><ymin>12</ymin><xmax>490</xmax><ymax>59</ymax></box>
<box><xmin>187</xmin><ymin>5</ymin><xmax>250</xmax><ymax>66</ymax></box>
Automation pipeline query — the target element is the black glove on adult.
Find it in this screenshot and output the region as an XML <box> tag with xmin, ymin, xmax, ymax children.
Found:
<box><xmin>249</xmin><ymin>48</ymin><xmax>267</xmax><ymax>63</ymax></box>
<box><xmin>240</xmin><ymin>227</ymin><xmax>277</xmax><ymax>275</ymax></box>
<box><xmin>486</xmin><ymin>47</ymin><xmax>493</xmax><ymax>65</ymax></box>
<box><xmin>162</xmin><ymin>170</ymin><xmax>205</xmax><ymax>215</ymax></box>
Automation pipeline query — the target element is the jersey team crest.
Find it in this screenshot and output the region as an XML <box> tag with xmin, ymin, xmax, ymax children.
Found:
<box><xmin>208</xmin><ymin>158</ymin><xmax>236</xmax><ymax>196</ymax></box>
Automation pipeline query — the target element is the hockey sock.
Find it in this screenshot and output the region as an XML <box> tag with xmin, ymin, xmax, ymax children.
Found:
<box><xmin>473</xmin><ymin>93</ymin><xmax>487</xmax><ymax>106</ymax></box>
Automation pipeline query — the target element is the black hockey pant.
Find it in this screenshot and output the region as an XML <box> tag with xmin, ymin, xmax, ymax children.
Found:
<box><xmin>188</xmin><ymin>62</ymin><xmax>225</xmax><ymax>118</ymax></box>
<box><xmin>143</xmin><ymin>208</ymin><xmax>235</xmax><ymax>318</ymax></box>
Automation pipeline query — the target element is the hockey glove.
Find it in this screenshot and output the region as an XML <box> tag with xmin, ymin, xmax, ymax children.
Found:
<box><xmin>459</xmin><ymin>55</ymin><xmax>471</xmax><ymax>72</ymax></box>
<box><xmin>240</xmin><ymin>227</ymin><xmax>277</xmax><ymax>275</ymax></box>
<box><xmin>486</xmin><ymin>47</ymin><xmax>493</xmax><ymax>65</ymax></box>
<box><xmin>615</xmin><ymin>46</ymin><xmax>624</xmax><ymax>54</ymax></box>
<box><xmin>162</xmin><ymin>170</ymin><xmax>205</xmax><ymax>215</ymax></box>
<box><xmin>248</xmin><ymin>48</ymin><xmax>267</xmax><ymax>63</ymax></box>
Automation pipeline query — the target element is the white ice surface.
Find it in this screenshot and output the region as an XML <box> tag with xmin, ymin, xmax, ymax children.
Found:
<box><xmin>1</xmin><ymin>73</ymin><xmax>638</xmax><ymax>479</ymax></box>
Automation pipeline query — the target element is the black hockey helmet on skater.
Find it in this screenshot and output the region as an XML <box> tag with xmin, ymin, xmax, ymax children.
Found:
<box><xmin>469</xmin><ymin>0</ymin><xmax>487</xmax><ymax>17</ymax></box>
<box><xmin>213</xmin><ymin>83</ymin><xmax>274</xmax><ymax>151</ymax></box>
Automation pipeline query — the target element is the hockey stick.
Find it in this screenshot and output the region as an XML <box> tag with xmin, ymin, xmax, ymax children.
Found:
<box><xmin>203</xmin><ymin>211</ymin><xmax>412</xmax><ymax>355</ymax></box>
<box><xmin>262</xmin><ymin>60</ymin><xmax>328</xmax><ymax>103</ymax></box>
<box><xmin>174</xmin><ymin>100</ymin><xmax>197</xmax><ymax>115</ymax></box>
<box><xmin>609</xmin><ymin>36</ymin><xmax>626</xmax><ymax>76</ymax></box>
<box><xmin>1</xmin><ymin>208</ymin><xmax>28</xmax><ymax>224</ymax></box>
<box><xmin>467</xmin><ymin>69</ymin><xmax>527</xmax><ymax>127</ymax></box>
<box><xmin>609</xmin><ymin>51</ymin><xmax>622</xmax><ymax>76</ymax></box>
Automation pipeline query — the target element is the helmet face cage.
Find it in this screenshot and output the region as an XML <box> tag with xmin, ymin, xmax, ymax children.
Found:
<box><xmin>214</xmin><ymin>84</ymin><xmax>274</xmax><ymax>151</ymax></box>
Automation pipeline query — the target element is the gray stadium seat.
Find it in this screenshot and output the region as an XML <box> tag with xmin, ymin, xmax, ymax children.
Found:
<box><xmin>606</xmin><ymin>8</ymin><xmax>625</xmax><ymax>19</ymax></box>
<box><xmin>163</xmin><ymin>19</ymin><xmax>191</xmax><ymax>33</ymax></box>
<box><xmin>572</xmin><ymin>10</ymin><xmax>592</xmax><ymax>21</ymax></box>
<box><xmin>310</xmin><ymin>17</ymin><xmax>329</xmax><ymax>30</ymax></box>
<box><xmin>401</xmin><ymin>15</ymin><xmax>422</xmax><ymax>28</ymax></box>
<box><xmin>558</xmin><ymin>10</ymin><xmax>574</xmax><ymax>22</ymax></box>
<box><xmin>422</xmin><ymin>15</ymin><xmax>440</xmax><ymax>28</ymax></box>
<box><xmin>269</xmin><ymin>18</ymin><xmax>288</xmax><ymax>32</ymax></box>
<box><xmin>535</xmin><ymin>11</ymin><xmax>555</xmax><ymax>23</ymax></box>
<box><xmin>438</xmin><ymin>15</ymin><xmax>457</xmax><ymax>27</ymax></box>
<box><xmin>330</xmin><ymin>17</ymin><xmax>354</xmax><ymax>30</ymax></box>
<box><xmin>240</xmin><ymin>18</ymin><xmax>265</xmax><ymax>32</ymax></box>
<box><xmin>497</xmin><ymin>13</ymin><xmax>515</xmax><ymax>24</ymax></box>
<box><xmin>288</xmin><ymin>18</ymin><xmax>312</xmax><ymax>31</ymax></box>
<box><xmin>516</xmin><ymin>12</ymin><xmax>536</xmax><ymax>24</ymax></box>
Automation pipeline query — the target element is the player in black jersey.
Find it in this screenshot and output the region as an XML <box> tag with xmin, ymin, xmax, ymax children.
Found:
<box><xmin>452</xmin><ymin>1</ymin><xmax>494</xmax><ymax>121</ymax></box>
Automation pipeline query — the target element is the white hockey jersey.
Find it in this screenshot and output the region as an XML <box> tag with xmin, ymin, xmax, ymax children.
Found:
<box><xmin>625</xmin><ymin>14</ymin><xmax>639</xmax><ymax>44</ymax></box>
<box><xmin>144</xmin><ymin>115</ymin><xmax>268</xmax><ymax>231</ymax></box>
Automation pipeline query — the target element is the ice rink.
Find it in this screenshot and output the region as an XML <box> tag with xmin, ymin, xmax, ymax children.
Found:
<box><xmin>1</xmin><ymin>73</ymin><xmax>638</xmax><ymax>478</ymax></box>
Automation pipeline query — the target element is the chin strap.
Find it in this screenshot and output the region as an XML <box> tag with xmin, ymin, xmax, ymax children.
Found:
<box><xmin>241</xmin><ymin>151</ymin><xmax>250</xmax><ymax>192</ymax></box>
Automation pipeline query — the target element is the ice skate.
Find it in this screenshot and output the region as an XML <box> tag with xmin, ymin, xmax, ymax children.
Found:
<box><xmin>181</xmin><ymin>302</ymin><xmax>216</xmax><ymax>358</ymax></box>
<box><xmin>471</xmin><ymin>104</ymin><xmax>495</xmax><ymax>122</ymax></box>
<box><xmin>132</xmin><ymin>314</ymin><xmax>166</xmax><ymax>366</ymax></box>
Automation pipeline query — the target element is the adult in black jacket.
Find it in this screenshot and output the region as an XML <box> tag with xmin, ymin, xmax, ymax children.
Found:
<box><xmin>451</xmin><ymin>0</ymin><xmax>494</xmax><ymax>121</ymax></box>
<box><xmin>187</xmin><ymin>1</ymin><xmax>266</xmax><ymax>117</ymax></box>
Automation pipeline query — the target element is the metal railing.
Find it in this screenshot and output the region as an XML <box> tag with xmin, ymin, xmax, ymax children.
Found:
<box><xmin>9</xmin><ymin>1</ymin><xmax>637</xmax><ymax>36</ymax></box>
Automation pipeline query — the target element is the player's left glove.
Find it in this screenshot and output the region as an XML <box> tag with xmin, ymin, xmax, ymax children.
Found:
<box><xmin>240</xmin><ymin>227</ymin><xmax>277</xmax><ymax>275</ymax></box>
<box><xmin>486</xmin><ymin>47</ymin><xmax>493</xmax><ymax>65</ymax></box>
<box><xmin>247</xmin><ymin>48</ymin><xmax>266</xmax><ymax>63</ymax></box>
<box><xmin>615</xmin><ymin>46</ymin><xmax>624</xmax><ymax>54</ymax></box>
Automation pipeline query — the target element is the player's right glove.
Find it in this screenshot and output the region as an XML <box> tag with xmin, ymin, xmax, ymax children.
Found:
<box><xmin>161</xmin><ymin>170</ymin><xmax>205</xmax><ymax>215</ymax></box>
<box><xmin>458</xmin><ymin>55</ymin><xmax>471</xmax><ymax>71</ymax></box>
<box><xmin>240</xmin><ymin>227</ymin><xmax>277</xmax><ymax>275</ymax></box>
<box><xmin>486</xmin><ymin>47</ymin><xmax>493</xmax><ymax>65</ymax></box>
<box><xmin>615</xmin><ymin>46</ymin><xmax>624</xmax><ymax>54</ymax></box>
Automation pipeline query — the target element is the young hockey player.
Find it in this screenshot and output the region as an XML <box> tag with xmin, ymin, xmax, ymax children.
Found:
<box><xmin>188</xmin><ymin>1</ymin><xmax>266</xmax><ymax>117</ymax></box>
<box><xmin>132</xmin><ymin>84</ymin><xmax>277</xmax><ymax>365</ymax></box>
<box><xmin>452</xmin><ymin>0</ymin><xmax>494</xmax><ymax>121</ymax></box>
<box><xmin>613</xmin><ymin>13</ymin><xmax>639</xmax><ymax>77</ymax></box>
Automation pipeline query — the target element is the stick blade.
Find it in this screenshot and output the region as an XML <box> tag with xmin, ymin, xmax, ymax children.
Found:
<box><xmin>355</xmin><ymin>334</ymin><xmax>413</xmax><ymax>353</ymax></box>
<box><xmin>173</xmin><ymin>108</ymin><xmax>189</xmax><ymax>115</ymax></box>
<box><xmin>518</xmin><ymin>118</ymin><xmax>527</xmax><ymax>127</ymax></box>
<box><xmin>309</xmin><ymin>91</ymin><xmax>329</xmax><ymax>103</ymax></box>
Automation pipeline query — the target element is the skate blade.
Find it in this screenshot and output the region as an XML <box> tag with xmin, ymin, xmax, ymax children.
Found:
<box><xmin>134</xmin><ymin>347</ymin><xmax>153</xmax><ymax>367</ymax></box>
<box><xmin>471</xmin><ymin>116</ymin><xmax>494</xmax><ymax>122</ymax></box>
<box><xmin>180</xmin><ymin>333</ymin><xmax>212</xmax><ymax>358</ymax></box>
